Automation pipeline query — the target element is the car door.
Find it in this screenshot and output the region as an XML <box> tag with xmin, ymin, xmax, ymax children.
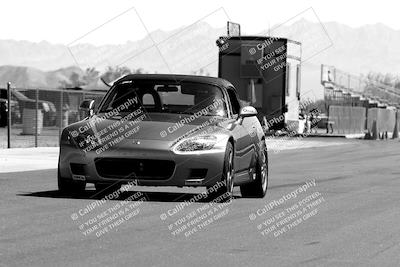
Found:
<box><xmin>226</xmin><ymin>88</ymin><xmax>254</xmax><ymax>173</ymax></box>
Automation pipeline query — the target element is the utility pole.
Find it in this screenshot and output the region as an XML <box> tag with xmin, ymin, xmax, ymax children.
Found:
<box><xmin>7</xmin><ymin>82</ymin><xmax>11</xmax><ymax>148</ymax></box>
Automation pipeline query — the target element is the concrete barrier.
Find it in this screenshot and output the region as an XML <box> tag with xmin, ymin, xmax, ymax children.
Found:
<box><xmin>397</xmin><ymin>111</ymin><xmax>400</xmax><ymax>127</ymax></box>
<box><xmin>328</xmin><ymin>105</ymin><xmax>366</xmax><ymax>134</ymax></box>
<box><xmin>22</xmin><ymin>108</ymin><xmax>43</xmax><ymax>135</ymax></box>
<box><xmin>367</xmin><ymin>108</ymin><xmax>396</xmax><ymax>134</ymax></box>
<box><xmin>393</xmin><ymin>111</ymin><xmax>399</xmax><ymax>139</ymax></box>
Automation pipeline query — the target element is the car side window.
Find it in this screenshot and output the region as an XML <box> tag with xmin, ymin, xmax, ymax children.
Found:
<box><xmin>142</xmin><ymin>93</ymin><xmax>155</xmax><ymax>105</ymax></box>
<box><xmin>227</xmin><ymin>88</ymin><xmax>241</xmax><ymax>115</ymax></box>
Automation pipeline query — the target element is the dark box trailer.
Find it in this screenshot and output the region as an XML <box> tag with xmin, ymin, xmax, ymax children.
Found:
<box><xmin>217</xmin><ymin>36</ymin><xmax>302</xmax><ymax>132</ymax></box>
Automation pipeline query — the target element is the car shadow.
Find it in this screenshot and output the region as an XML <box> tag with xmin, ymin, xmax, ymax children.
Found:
<box><xmin>17</xmin><ymin>189</ymin><xmax>240</xmax><ymax>203</ymax></box>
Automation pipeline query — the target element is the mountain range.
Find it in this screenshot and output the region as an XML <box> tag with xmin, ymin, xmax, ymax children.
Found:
<box><xmin>1</xmin><ymin>19</ymin><xmax>399</xmax><ymax>98</ymax></box>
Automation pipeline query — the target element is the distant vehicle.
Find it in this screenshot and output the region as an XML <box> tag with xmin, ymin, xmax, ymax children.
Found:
<box><xmin>58</xmin><ymin>74</ymin><xmax>268</xmax><ymax>200</ymax></box>
<box><xmin>0</xmin><ymin>98</ymin><xmax>20</xmax><ymax>127</ymax></box>
<box><xmin>0</xmin><ymin>89</ymin><xmax>56</xmax><ymax>126</ymax></box>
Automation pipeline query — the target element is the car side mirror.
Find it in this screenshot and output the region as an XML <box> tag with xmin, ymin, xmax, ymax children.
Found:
<box><xmin>237</xmin><ymin>106</ymin><xmax>257</xmax><ymax>124</ymax></box>
<box><xmin>239</xmin><ymin>106</ymin><xmax>257</xmax><ymax>118</ymax></box>
<box><xmin>283</xmin><ymin>104</ymin><xmax>288</xmax><ymax>113</ymax></box>
<box><xmin>80</xmin><ymin>99</ymin><xmax>95</xmax><ymax>117</ymax></box>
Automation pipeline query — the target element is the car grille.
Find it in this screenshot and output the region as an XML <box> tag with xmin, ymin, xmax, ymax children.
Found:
<box><xmin>95</xmin><ymin>158</ymin><xmax>175</xmax><ymax>180</ymax></box>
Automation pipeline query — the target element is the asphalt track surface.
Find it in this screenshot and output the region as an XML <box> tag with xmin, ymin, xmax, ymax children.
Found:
<box><xmin>1</xmin><ymin>138</ymin><xmax>400</xmax><ymax>266</ymax></box>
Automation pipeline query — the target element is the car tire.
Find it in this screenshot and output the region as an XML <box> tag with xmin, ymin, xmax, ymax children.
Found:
<box><xmin>207</xmin><ymin>142</ymin><xmax>234</xmax><ymax>202</ymax></box>
<box><xmin>57</xmin><ymin>169</ymin><xmax>86</xmax><ymax>194</ymax></box>
<box><xmin>240</xmin><ymin>149</ymin><xmax>268</xmax><ymax>198</ymax></box>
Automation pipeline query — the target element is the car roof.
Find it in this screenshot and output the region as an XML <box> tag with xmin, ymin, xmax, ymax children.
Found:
<box><xmin>115</xmin><ymin>74</ymin><xmax>235</xmax><ymax>89</ymax></box>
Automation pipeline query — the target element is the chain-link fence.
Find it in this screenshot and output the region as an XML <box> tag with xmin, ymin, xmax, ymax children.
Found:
<box><xmin>0</xmin><ymin>86</ymin><xmax>105</xmax><ymax>148</ymax></box>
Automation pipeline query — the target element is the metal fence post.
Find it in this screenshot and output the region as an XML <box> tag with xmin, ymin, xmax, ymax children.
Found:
<box><xmin>59</xmin><ymin>90</ymin><xmax>63</xmax><ymax>137</ymax></box>
<box><xmin>81</xmin><ymin>92</ymin><xmax>85</xmax><ymax>121</ymax></box>
<box><xmin>35</xmin><ymin>89</ymin><xmax>38</xmax><ymax>147</ymax></box>
<box><xmin>7</xmin><ymin>82</ymin><xmax>11</xmax><ymax>148</ymax></box>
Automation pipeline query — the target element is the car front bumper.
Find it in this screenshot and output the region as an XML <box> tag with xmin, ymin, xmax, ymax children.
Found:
<box><xmin>59</xmin><ymin>139</ymin><xmax>226</xmax><ymax>187</ymax></box>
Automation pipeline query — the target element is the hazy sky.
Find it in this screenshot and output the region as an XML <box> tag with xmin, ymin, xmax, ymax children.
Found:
<box><xmin>1</xmin><ymin>0</ymin><xmax>398</xmax><ymax>45</ymax></box>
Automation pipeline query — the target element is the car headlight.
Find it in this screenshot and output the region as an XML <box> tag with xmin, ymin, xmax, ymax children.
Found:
<box><xmin>60</xmin><ymin>129</ymin><xmax>73</xmax><ymax>146</ymax></box>
<box><xmin>172</xmin><ymin>134</ymin><xmax>226</xmax><ymax>154</ymax></box>
<box><xmin>73</xmin><ymin>132</ymin><xmax>99</xmax><ymax>150</ymax></box>
<box><xmin>60</xmin><ymin>129</ymin><xmax>96</xmax><ymax>149</ymax></box>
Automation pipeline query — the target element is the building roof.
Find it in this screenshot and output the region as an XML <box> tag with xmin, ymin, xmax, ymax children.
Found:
<box><xmin>219</xmin><ymin>36</ymin><xmax>302</xmax><ymax>46</ymax></box>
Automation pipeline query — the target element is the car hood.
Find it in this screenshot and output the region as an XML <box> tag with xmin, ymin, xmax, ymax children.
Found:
<box><xmin>67</xmin><ymin>113</ymin><xmax>231</xmax><ymax>142</ymax></box>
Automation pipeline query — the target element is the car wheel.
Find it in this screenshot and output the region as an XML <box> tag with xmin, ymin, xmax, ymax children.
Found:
<box><xmin>207</xmin><ymin>142</ymin><xmax>234</xmax><ymax>202</ymax></box>
<box><xmin>58</xmin><ymin>169</ymin><xmax>86</xmax><ymax>194</ymax></box>
<box><xmin>240</xmin><ymin>149</ymin><xmax>268</xmax><ymax>198</ymax></box>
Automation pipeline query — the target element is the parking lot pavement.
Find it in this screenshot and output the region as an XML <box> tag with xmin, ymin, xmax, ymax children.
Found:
<box><xmin>0</xmin><ymin>147</ymin><xmax>58</xmax><ymax>173</ymax></box>
<box><xmin>1</xmin><ymin>139</ymin><xmax>399</xmax><ymax>266</ymax></box>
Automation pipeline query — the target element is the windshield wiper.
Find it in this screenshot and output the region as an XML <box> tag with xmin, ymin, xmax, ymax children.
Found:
<box><xmin>110</xmin><ymin>115</ymin><xmax>122</xmax><ymax>119</ymax></box>
<box><xmin>177</xmin><ymin>111</ymin><xmax>196</xmax><ymax>115</ymax></box>
<box><xmin>178</xmin><ymin>111</ymin><xmax>217</xmax><ymax>116</ymax></box>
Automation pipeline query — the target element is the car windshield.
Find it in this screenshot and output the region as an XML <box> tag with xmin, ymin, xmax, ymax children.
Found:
<box><xmin>99</xmin><ymin>80</ymin><xmax>227</xmax><ymax>117</ymax></box>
